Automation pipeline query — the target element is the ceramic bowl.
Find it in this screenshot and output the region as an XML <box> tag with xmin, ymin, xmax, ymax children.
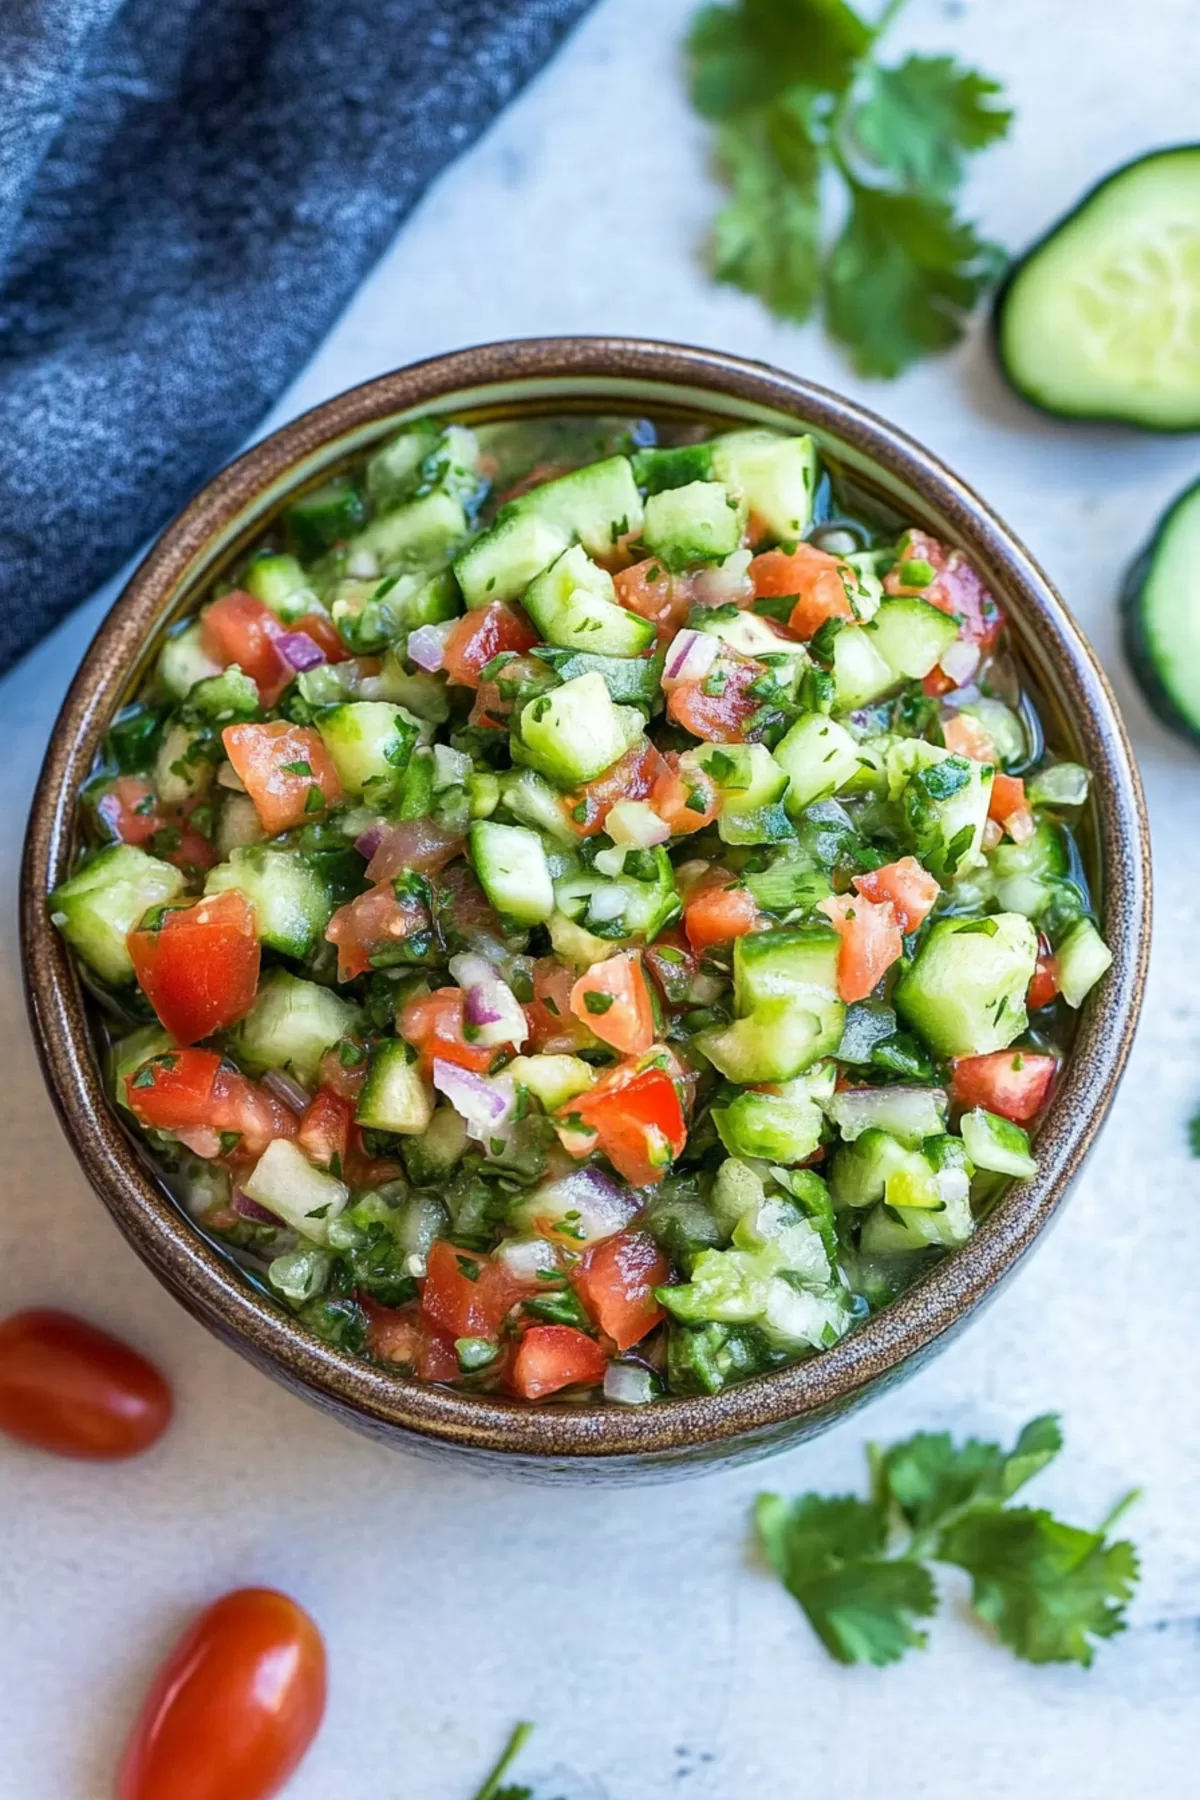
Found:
<box><xmin>22</xmin><ymin>338</ymin><xmax>1151</xmax><ymax>1481</ymax></box>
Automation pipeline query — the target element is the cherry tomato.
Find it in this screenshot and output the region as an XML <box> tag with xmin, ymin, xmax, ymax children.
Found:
<box><xmin>0</xmin><ymin>1309</ymin><xmax>171</xmax><ymax>1460</ymax></box>
<box><xmin>117</xmin><ymin>1588</ymin><xmax>326</xmax><ymax>1800</ymax></box>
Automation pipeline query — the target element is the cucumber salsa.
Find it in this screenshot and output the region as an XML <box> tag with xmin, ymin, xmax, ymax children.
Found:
<box><xmin>50</xmin><ymin>413</ymin><xmax>1113</xmax><ymax>1404</ymax></box>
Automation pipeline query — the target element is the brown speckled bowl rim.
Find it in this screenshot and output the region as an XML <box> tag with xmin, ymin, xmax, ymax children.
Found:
<box><xmin>22</xmin><ymin>338</ymin><xmax>1151</xmax><ymax>1469</ymax></box>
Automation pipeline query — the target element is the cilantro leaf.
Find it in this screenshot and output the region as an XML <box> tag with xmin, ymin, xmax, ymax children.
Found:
<box><xmin>936</xmin><ymin>1506</ymin><xmax>1140</xmax><ymax>1666</ymax></box>
<box><xmin>824</xmin><ymin>184</ymin><xmax>1001</xmax><ymax>376</ymax></box>
<box><xmin>711</xmin><ymin>93</ymin><xmax>823</xmax><ymax>321</ymax></box>
<box><xmin>852</xmin><ymin>54</ymin><xmax>1013</xmax><ymax>195</ymax></box>
<box><xmin>875</xmin><ymin>1414</ymin><xmax>1063</xmax><ymax>1535</ymax></box>
<box><xmin>755</xmin><ymin>1492</ymin><xmax>937</xmax><ymax>1665</ymax></box>
<box><xmin>1188</xmin><ymin>1106</ymin><xmax>1200</xmax><ymax>1156</ymax></box>
<box><xmin>689</xmin><ymin>0</ymin><xmax>871</xmax><ymax>118</ymax></box>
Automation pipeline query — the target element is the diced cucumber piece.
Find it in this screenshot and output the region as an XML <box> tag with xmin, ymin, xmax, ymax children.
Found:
<box><xmin>694</xmin><ymin>742</ymin><xmax>792</xmax><ymax>845</ymax></box>
<box><xmin>506</xmin><ymin>1054</ymin><xmax>596</xmax><ymax>1111</ymax></box>
<box><xmin>205</xmin><ymin>847</ymin><xmax>338</xmax><ymax>959</ymax></box>
<box><xmin>860</xmin><ymin>1180</ymin><xmax>974</xmax><ymax>1251</ymax></box>
<box><xmin>180</xmin><ymin>665</ymin><xmax>260</xmax><ymax>725</ymax></box>
<box><xmin>455</xmin><ymin>456</ymin><xmax>643</xmax><ymax>607</ymax></box>
<box><xmin>631</xmin><ymin>442</ymin><xmax>716</xmax><ymax>493</ymax></box>
<box><xmin>830</xmin><ymin>625</ymin><xmax>897</xmax><ymax>712</ymax></box>
<box><xmin>332</xmin><ymin>568</ymin><xmax>460</xmax><ymax>654</ymax></box>
<box><xmin>497</xmin><ymin>768</ymin><xmax>576</xmax><ymax>844</ymax></box>
<box><xmin>710</xmin><ymin>429</ymin><xmax>819</xmax><ymax>543</ymax></box>
<box><xmin>735</xmin><ymin>923</ymin><xmax>842</xmax><ymax>1013</ymax></box>
<box><xmin>513</xmin><ymin>670</ymin><xmax>645</xmax><ymax>787</ymax></box>
<box><xmin>990</xmin><ymin>819</ymin><xmax>1069</xmax><ymax>918</ymax></box>
<box><xmin>531</xmin><ymin>643</ymin><xmax>664</xmax><ymax>707</ymax></box>
<box><xmin>469</xmin><ymin>821</ymin><xmax>555</xmax><ymax>924</ymax></box>
<box><xmin>713</xmin><ymin>1080</ymin><xmax>824</xmax><ymax>1163</ymax></box>
<box><xmin>523</xmin><ymin>545</ymin><xmax>654</xmax><ymax>657</ymax></box>
<box><xmin>243</xmin><ymin>1138</ymin><xmax>350</xmax><ymax>1245</ymax></box>
<box><xmin>246</xmin><ymin>553</ymin><xmax>318</xmax><ymax>624</ymax></box>
<box><xmin>894</xmin><ymin>913</ymin><xmax>1037</xmax><ymax>1057</ymax></box>
<box><xmin>216</xmin><ymin>792</ymin><xmax>266</xmax><ymax>857</ymax></box>
<box><xmin>316</xmin><ymin>701</ymin><xmax>420</xmax><ymax>799</ymax></box>
<box><xmin>1026</xmin><ymin>761</ymin><xmax>1090</xmax><ymax>808</ymax></box>
<box><xmin>347</xmin><ymin>490</ymin><xmax>468</xmax><ymax>576</ymax></box>
<box><xmin>773</xmin><ymin>713</ymin><xmax>863</xmax><ymax>813</ymax></box>
<box><xmin>697</xmin><ymin>926</ymin><xmax>844</xmax><ymax>1082</ymax></box>
<box><xmin>230</xmin><ymin>969</ymin><xmax>359</xmax><ymax>1085</ymax></box>
<box><xmin>110</xmin><ymin>1024</ymin><xmax>175</xmax><ymax>1112</ymax></box>
<box><xmin>49</xmin><ymin>846</ymin><xmax>185</xmax><ymax>985</ymax></box>
<box><xmin>889</xmin><ymin>739</ymin><xmax>993</xmax><ymax>880</ymax></box>
<box><xmin>153</xmin><ymin>721</ymin><xmax>215</xmax><ymax>807</ymax></box>
<box><xmin>743</xmin><ymin>847</ymin><xmax>832</xmax><ymax>913</ymax></box>
<box><xmin>697</xmin><ymin>607</ymin><xmax>810</xmax><ymax>667</ymax></box>
<box><xmin>554</xmin><ymin>847</ymin><xmax>679</xmax><ymax>944</ymax></box>
<box><xmin>157</xmin><ymin>623</ymin><xmax>222</xmax><ymax>700</ymax></box>
<box><xmin>356</xmin><ymin>1038</ymin><xmax>435</xmax><ymax>1135</ymax></box>
<box><xmin>960</xmin><ymin>1108</ymin><xmax>1038</xmax><ymax>1178</ymax></box>
<box><xmin>959</xmin><ymin>698</ymin><xmax>1028</xmax><ymax>767</ymax></box>
<box><xmin>371</xmin><ymin>652</ymin><xmax>452</xmax><ymax>724</ymax></box>
<box><xmin>1054</xmin><ymin>916</ymin><xmax>1113</xmax><ymax>1007</ymax></box>
<box><xmin>841</xmin><ymin>551</ymin><xmax>886</xmax><ymax>623</ymax></box>
<box><xmin>641</xmin><ymin>480</ymin><xmax>744</xmax><ymax>572</ymax></box>
<box><xmin>284</xmin><ymin>478</ymin><xmax>366</xmax><ymax>561</ymax></box>
<box><xmin>829</xmin><ymin>1128</ymin><xmax>918</xmax><ymax>1207</ymax></box>
<box><xmin>866</xmin><ymin>597</ymin><xmax>959</xmax><ymax>680</ymax></box>
<box><xmin>836</xmin><ymin>1000</ymin><xmax>898</xmax><ymax>1064</ymax></box>
<box><xmin>365</xmin><ymin>420</ymin><xmax>480</xmax><ymax>514</ymax></box>
<box><xmin>400</xmin><ymin>1107</ymin><xmax>469</xmax><ymax>1187</ymax></box>
<box><xmin>824</xmin><ymin>1083</ymin><xmax>949</xmax><ymax>1148</ymax></box>
<box><xmin>547</xmin><ymin>910</ymin><xmax>617</xmax><ymax>971</ymax></box>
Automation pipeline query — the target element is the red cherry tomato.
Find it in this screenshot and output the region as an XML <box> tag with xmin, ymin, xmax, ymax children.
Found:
<box><xmin>117</xmin><ymin>1588</ymin><xmax>326</xmax><ymax>1800</ymax></box>
<box><xmin>0</xmin><ymin>1309</ymin><xmax>171</xmax><ymax>1460</ymax></box>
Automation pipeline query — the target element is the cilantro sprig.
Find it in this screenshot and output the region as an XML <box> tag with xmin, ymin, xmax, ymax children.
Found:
<box><xmin>470</xmin><ymin>1723</ymin><xmax>564</xmax><ymax>1800</ymax></box>
<box><xmin>1187</xmin><ymin>1105</ymin><xmax>1200</xmax><ymax>1157</ymax></box>
<box><xmin>688</xmin><ymin>0</ymin><xmax>1012</xmax><ymax>374</ymax></box>
<box><xmin>756</xmin><ymin>1415</ymin><xmax>1140</xmax><ymax>1667</ymax></box>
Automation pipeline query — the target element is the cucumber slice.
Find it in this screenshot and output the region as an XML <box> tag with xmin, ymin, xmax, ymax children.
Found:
<box><xmin>522</xmin><ymin>545</ymin><xmax>654</xmax><ymax>657</ymax></box>
<box><xmin>455</xmin><ymin>457</ymin><xmax>643</xmax><ymax>607</ymax></box>
<box><xmin>245</xmin><ymin>553</ymin><xmax>318</xmax><ymax>623</ymax></box>
<box><xmin>347</xmin><ymin>490</ymin><xmax>469</xmax><ymax>576</ymax></box>
<box><xmin>243</xmin><ymin>1138</ymin><xmax>350</xmax><ymax>1245</ymax></box>
<box><xmin>712</xmin><ymin>1081</ymin><xmax>824</xmax><ymax>1163</ymax></box>
<box><xmin>157</xmin><ymin>623</ymin><xmax>222</xmax><ymax>700</ymax></box>
<box><xmin>830</xmin><ymin>625</ymin><xmax>897</xmax><ymax>712</ymax></box>
<box><xmin>960</xmin><ymin>1108</ymin><xmax>1037</xmax><ymax>1179</ymax></box>
<box><xmin>824</xmin><ymin>1084</ymin><xmax>949</xmax><ymax>1149</ymax></box>
<box><xmin>356</xmin><ymin>1038</ymin><xmax>435</xmax><ymax>1135</ymax></box>
<box><xmin>995</xmin><ymin>147</ymin><xmax>1200</xmax><ymax>430</ymax></box>
<box><xmin>641</xmin><ymin>481</ymin><xmax>744</xmax><ymax>572</ymax></box>
<box><xmin>316</xmin><ymin>701</ymin><xmax>420</xmax><ymax>799</ymax></box>
<box><xmin>631</xmin><ymin>443</ymin><xmax>716</xmax><ymax>493</ymax></box>
<box><xmin>205</xmin><ymin>847</ymin><xmax>338</xmax><ymax>959</ymax></box>
<box><xmin>693</xmin><ymin>742</ymin><xmax>792</xmax><ymax>845</ymax></box>
<box><xmin>49</xmin><ymin>846</ymin><xmax>185</xmax><ymax>985</ymax></box>
<box><xmin>710</xmin><ymin>429</ymin><xmax>818</xmax><ymax>543</ymax></box>
<box><xmin>1122</xmin><ymin>475</ymin><xmax>1200</xmax><ymax>744</ymax></box>
<box><xmin>894</xmin><ymin>913</ymin><xmax>1037</xmax><ymax>1058</ymax></box>
<box><xmin>229</xmin><ymin>969</ymin><xmax>359</xmax><ymax>1085</ymax></box>
<box><xmin>773</xmin><ymin>713</ymin><xmax>862</xmax><ymax>814</ymax></box>
<box><xmin>469</xmin><ymin>820</ymin><xmax>555</xmax><ymax>924</ymax></box>
<box><xmin>513</xmin><ymin>670</ymin><xmax>645</xmax><ymax>787</ymax></box>
<box><xmin>866</xmin><ymin>597</ymin><xmax>959</xmax><ymax>680</ymax></box>
<box><xmin>1054</xmin><ymin>916</ymin><xmax>1113</xmax><ymax>1008</ymax></box>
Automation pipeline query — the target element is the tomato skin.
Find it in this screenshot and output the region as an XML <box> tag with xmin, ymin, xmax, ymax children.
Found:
<box><xmin>818</xmin><ymin>892</ymin><xmax>903</xmax><ymax>1004</ymax></box>
<box><xmin>222</xmin><ymin>722</ymin><xmax>342</xmax><ymax>835</ymax></box>
<box><xmin>400</xmin><ymin>987</ymin><xmax>497</xmax><ymax>1076</ymax></box>
<box><xmin>560</xmin><ymin>1064</ymin><xmax>686</xmax><ymax>1187</ymax></box>
<box><xmin>442</xmin><ymin>602</ymin><xmax>537</xmax><ymax>688</ymax></box>
<box><xmin>0</xmin><ymin>1310</ymin><xmax>171</xmax><ymax>1460</ymax></box>
<box><xmin>684</xmin><ymin>882</ymin><xmax>760</xmax><ymax>953</ymax></box>
<box><xmin>749</xmin><ymin>543</ymin><xmax>854</xmax><ymax>640</ymax></box>
<box><xmin>510</xmin><ymin>1324</ymin><xmax>608</xmax><ymax>1400</ymax></box>
<box><xmin>950</xmin><ymin>1050</ymin><xmax>1058</xmax><ymax>1123</ymax></box>
<box><xmin>667</xmin><ymin>655</ymin><xmax>763</xmax><ymax>742</ymax></box>
<box><xmin>126</xmin><ymin>1049</ymin><xmax>223</xmax><ymax>1131</ymax></box>
<box><xmin>562</xmin><ymin>742</ymin><xmax>667</xmax><ymax>837</ymax></box>
<box><xmin>200</xmin><ymin>592</ymin><xmax>290</xmax><ymax>701</ymax></box>
<box><xmin>297</xmin><ymin>1090</ymin><xmax>353</xmax><ymax>1168</ymax></box>
<box><xmin>525</xmin><ymin>957</ymin><xmax>596</xmax><ymax>1053</ymax></box>
<box><xmin>324</xmin><ymin>881</ymin><xmax>430</xmax><ymax>982</ymax></box>
<box><xmin>852</xmin><ymin>856</ymin><xmax>940</xmax><ymax>935</ymax></box>
<box><xmin>1027</xmin><ymin>938</ymin><xmax>1060</xmax><ymax>1012</ymax></box>
<box><xmin>117</xmin><ymin>1588</ymin><xmax>326</xmax><ymax>1800</ymax></box>
<box><xmin>613</xmin><ymin>559</ymin><xmax>696</xmax><ymax>641</ymax></box>
<box><xmin>420</xmin><ymin>1241</ymin><xmax>525</xmax><ymax>1341</ymax></box>
<box><xmin>650</xmin><ymin>751</ymin><xmax>720</xmax><ymax>834</ymax></box>
<box><xmin>573</xmin><ymin>1230</ymin><xmax>668</xmax><ymax>1351</ymax></box>
<box><xmin>128</xmin><ymin>891</ymin><xmax>260</xmax><ymax>1045</ymax></box>
<box><xmin>569</xmin><ymin>950</ymin><xmax>657</xmax><ymax>1055</ymax></box>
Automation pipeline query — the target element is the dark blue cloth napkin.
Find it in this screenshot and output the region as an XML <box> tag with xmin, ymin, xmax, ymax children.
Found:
<box><xmin>0</xmin><ymin>0</ymin><xmax>595</xmax><ymax>674</ymax></box>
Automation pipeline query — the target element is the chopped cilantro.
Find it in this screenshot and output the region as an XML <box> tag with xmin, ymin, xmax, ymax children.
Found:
<box><xmin>303</xmin><ymin>784</ymin><xmax>325</xmax><ymax>813</ymax></box>
<box><xmin>582</xmin><ymin>990</ymin><xmax>615</xmax><ymax>1014</ymax></box>
<box><xmin>455</xmin><ymin>1255</ymin><xmax>481</xmax><ymax>1282</ymax></box>
<box><xmin>1188</xmin><ymin>1107</ymin><xmax>1200</xmax><ymax>1157</ymax></box>
<box><xmin>218</xmin><ymin>1131</ymin><xmax>242</xmax><ymax>1156</ymax></box>
<box><xmin>280</xmin><ymin>759</ymin><xmax>313</xmax><ymax>777</ymax></box>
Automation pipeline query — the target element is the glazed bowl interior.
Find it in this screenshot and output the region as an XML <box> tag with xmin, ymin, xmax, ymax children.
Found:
<box><xmin>22</xmin><ymin>339</ymin><xmax>1150</xmax><ymax>1480</ymax></box>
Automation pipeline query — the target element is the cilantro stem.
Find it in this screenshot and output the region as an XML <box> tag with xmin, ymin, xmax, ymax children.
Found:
<box><xmin>872</xmin><ymin>0</ymin><xmax>909</xmax><ymax>38</ymax></box>
<box><xmin>1096</xmin><ymin>1487</ymin><xmax>1142</xmax><ymax>1538</ymax></box>
<box><xmin>471</xmin><ymin>1721</ymin><xmax>534</xmax><ymax>1800</ymax></box>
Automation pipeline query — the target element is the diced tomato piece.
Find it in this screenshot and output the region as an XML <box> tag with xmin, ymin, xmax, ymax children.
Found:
<box><xmin>316</xmin><ymin>1043</ymin><xmax>368</xmax><ymax>1102</ymax></box>
<box><xmin>324</xmin><ymin>881</ymin><xmax>430</xmax><ymax>982</ymax></box>
<box><xmin>366</xmin><ymin>820</ymin><xmax>465</xmax><ymax>883</ymax></box>
<box><xmin>1027</xmin><ymin>938</ymin><xmax>1060</xmax><ymax>1012</ymax></box>
<box><xmin>950</xmin><ymin>1050</ymin><xmax>1058</xmax><ymax>1124</ymax></box>
<box><xmin>442</xmin><ymin>603</ymin><xmax>537</xmax><ymax>689</ymax></box>
<box><xmin>208</xmin><ymin>1068</ymin><xmax>299</xmax><ymax>1160</ymax></box>
<box><xmin>569</xmin><ymin>950</ymin><xmax>656</xmax><ymax>1055</ymax></box>
<box><xmin>420</xmin><ymin>1240</ymin><xmax>525</xmax><ymax>1341</ymax></box>
<box><xmin>167</xmin><ymin>817</ymin><xmax>219</xmax><ymax>875</ymax></box>
<box><xmin>221</xmin><ymin>721</ymin><xmax>342</xmax><ymax>836</ymax></box>
<box><xmin>650</xmin><ymin>750</ymin><xmax>720</xmax><ymax>834</ymax></box>
<box><xmin>96</xmin><ymin>776</ymin><xmax>161</xmax><ymax>846</ymax></box>
<box><xmin>942</xmin><ymin>713</ymin><xmax>996</xmax><ymax>762</ymax></box>
<box><xmin>297</xmin><ymin>1089</ymin><xmax>354</xmax><ymax>1169</ymax></box>
<box><xmin>128</xmin><ymin>890</ymin><xmax>260</xmax><ymax>1044</ymax></box>
<box><xmin>362</xmin><ymin>1300</ymin><xmax>460</xmax><ymax>1380</ymax></box>
<box><xmin>561</xmin><ymin>741</ymin><xmax>667</xmax><ymax>837</ymax></box>
<box><xmin>886</xmin><ymin>534</ymin><xmax>1004</xmax><ymax>652</ymax></box>
<box><xmin>200</xmin><ymin>591</ymin><xmax>289</xmax><ymax>700</ymax></box>
<box><xmin>469</xmin><ymin>653</ymin><xmax>549</xmax><ymax>730</ymax></box>
<box><xmin>290</xmin><ymin>612</ymin><xmax>352</xmax><ymax>664</ymax></box>
<box><xmin>667</xmin><ymin>655</ymin><xmax>764</xmax><ymax>742</ymax></box>
<box><xmin>430</xmin><ymin>861</ymin><xmax>504</xmax><ymax>943</ymax></box>
<box><xmin>749</xmin><ymin>544</ymin><xmax>854</xmax><ymax>640</ymax></box>
<box><xmin>644</xmin><ymin>928</ymin><xmax>703</xmax><ymax>1007</ymax></box>
<box><xmin>818</xmin><ymin>892</ymin><xmax>903</xmax><ymax>1004</ymax></box>
<box><xmin>613</xmin><ymin>559</ymin><xmax>696</xmax><ymax>641</ymax></box>
<box><xmin>341</xmin><ymin>1127</ymin><xmax>405</xmax><ymax>1191</ymax></box>
<box><xmin>852</xmin><ymin>856</ymin><xmax>940</xmax><ymax>935</ymax></box>
<box><xmin>684</xmin><ymin>882</ymin><xmax>760</xmax><ymax>954</ymax></box>
<box><xmin>560</xmin><ymin>1064</ymin><xmax>686</xmax><ymax>1187</ymax></box>
<box><xmin>400</xmin><ymin>988</ymin><xmax>495</xmax><ymax>1076</ymax></box>
<box><xmin>126</xmin><ymin>1048</ymin><xmax>224</xmax><ymax>1131</ymax></box>
<box><xmin>573</xmin><ymin>1229</ymin><xmax>667</xmax><ymax>1351</ymax></box>
<box><xmin>525</xmin><ymin>957</ymin><xmax>595</xmax><ymax>1054</ymax></box>
<box><xmin>509</xmin><ymin>1324</ymin><xmax>608</xmax><ymax>1400</ymax></box>
<box><xmin>923</xmin><ymin>667</ymin><xmax>958</xmax><ymax>698</ymax></box>
<box><xmin>988</xmin><ymin>772</ymin><xmax>1036</xmax><ymax>842</ymax></box>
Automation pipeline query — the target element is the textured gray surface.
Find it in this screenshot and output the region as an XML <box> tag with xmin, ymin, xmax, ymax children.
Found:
<box><xmin>0</xmin><ymin>0</ymin><xmax>594</xmax><ymax>672</ymax></box>
<box><xmin>2</xmin><ymin>0</ymin><xmax>1199</xmax><ymax>1794</ymax></box>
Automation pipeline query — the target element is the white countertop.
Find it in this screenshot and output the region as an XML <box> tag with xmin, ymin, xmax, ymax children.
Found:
<box><xmin>3</xmin><ymin>1</ymin><xmax>1199</xmax><ymax>1793</ymax></box>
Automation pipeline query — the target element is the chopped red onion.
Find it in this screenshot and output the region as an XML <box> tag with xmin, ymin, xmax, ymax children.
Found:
<box><xmin>431</xmin><ymin>1059</ymin><xmax>515</xmax><ymax>1139</ymax></box>
<box><xmin>692</xmin><ymin>547</ymin><xmax>754</xmax><ymax>608</ymax></box>
<box><xmin>232</xmin><ymin>1189</ymin><xmax>284</xmax><ymax>1225</ymax></box>
<box><xmin>528</xmin><ymin>1166</ymin><xmax>640</xmax><ymax>1243</ymax></box>
<box><xmin>262</xmin><ymin>1068</ymin><xmax>311</xmax><ymax>1113</ymax></box>
<box><xmin>449</xmin><ymin>952</ymin><xmax>528</xmax><ymax>1049</ymax></box>
<box><xmin>662</xmin><ymin>628</ymin><xmax>719</xmax><ymax>690</ymax></box>
<box><xmin>354</xmin><ymin>819</ymin><xmax>389</xmax><ymax>860</ymax></box>
<box><xmin>276</xmin><ymin>631</ymin><xmax>327</xmax><ymax>672</ymax></box>
<box><xmin>939</xmin><ymin>638</ymin><xmax>981</xmax><ymax>688</ymax></box>
<box><xmin>366</xmin><ymin>818</ymin><xmax>465</xmax><ymax>881</ymax></box>
<box><xmin>407</xmin><ymin>622</ymin><xmax>455</xmax><ymax>672</ymax></box>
